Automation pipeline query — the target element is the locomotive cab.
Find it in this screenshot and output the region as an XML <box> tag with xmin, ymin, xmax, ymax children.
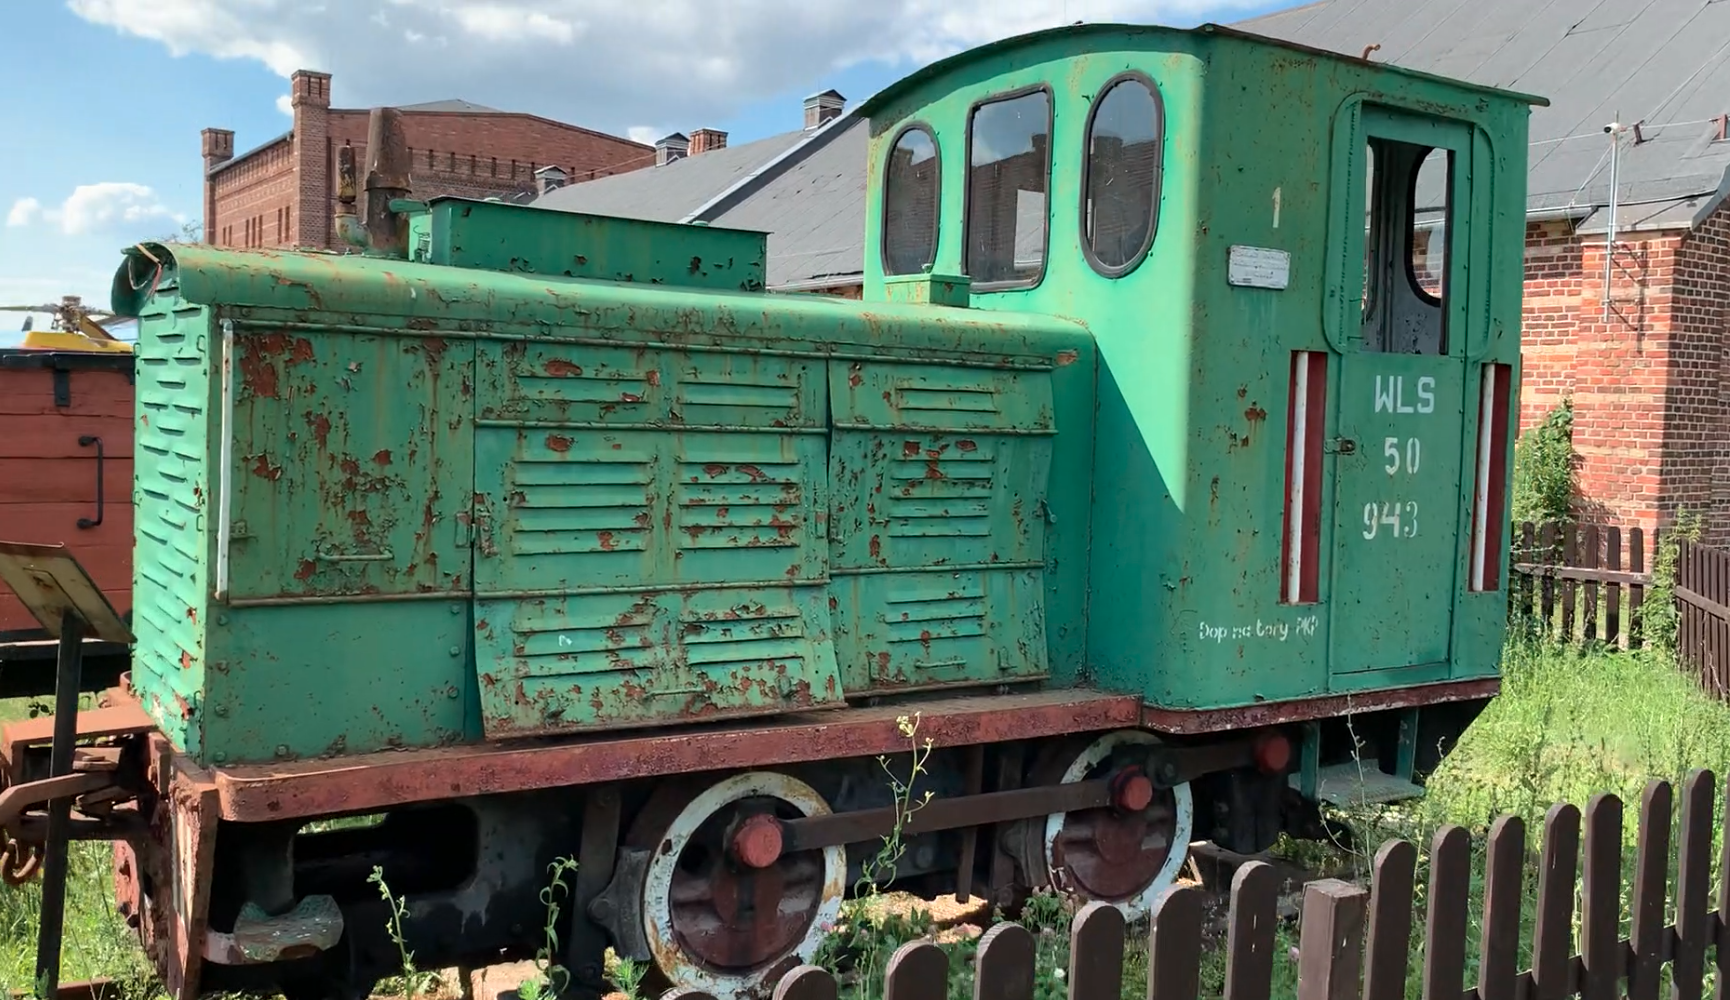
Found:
<box><xmin>857</xmin><ymin>23</ymin><xmax>1539</xmax><ymax>809</ymax></box>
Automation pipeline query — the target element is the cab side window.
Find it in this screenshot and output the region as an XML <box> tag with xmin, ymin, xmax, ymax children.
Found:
<box><xmin>1083</xmin><ymin>75</ymin><xmax>1163</xmax><ymax>275</ymax></box>
<box><xmin>1362</xmin><ymin>138</ymin><xmax>1452</xmax><ymax>354</ymax></box>
<box><xmin>965</xmin><ymin>89</ymin><xmax>1052</xmax><ymax>287</ymax></box>
<box><xmin>882</xmin><ymin>126</ymin><xmax>941</xmax><ymax>276</ymax></box>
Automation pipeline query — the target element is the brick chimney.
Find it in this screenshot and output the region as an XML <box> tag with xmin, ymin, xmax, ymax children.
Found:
<box><xmin>200</xmin><ymin>127</ymin><xmax>234</xmax><ymax>243</ymax></box>
<box><xmin>535</xmin><ymin>165</ymin><xmax>569</xmax><ymax>196</ymax></box>
<box><xmin>690</xmin><ymin>128</ymin><xmax>728</xmax><ymax>155</ymax></box>
<box><xmin>656</xmin><ymin>133</ymin><xmax>689</xmax><ymax>166</ymax></box>
<box><xmin>804</xmin><ymin>90</ymin><xmax>845</xmax><ymax>130</ymax></box>
<box><xmin>290</xmin><ymin>69</ymin><xmax>333</xmax><ymax>247</ymax></box>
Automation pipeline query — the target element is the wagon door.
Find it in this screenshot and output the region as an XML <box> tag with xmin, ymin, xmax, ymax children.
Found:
<box><xmin>1325</xmin><ymin>108</ymin><xmax>1479</xmax><ymax>687</ymax></box>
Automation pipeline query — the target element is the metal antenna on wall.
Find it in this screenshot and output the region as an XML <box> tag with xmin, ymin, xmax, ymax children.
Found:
<box><xmin>1602</xmin><ymin>119</ymin><xmax>1625</xmax><ymax>320</ymax></box>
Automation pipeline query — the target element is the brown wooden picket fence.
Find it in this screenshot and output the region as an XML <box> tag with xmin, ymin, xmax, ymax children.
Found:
<box><xmin>1679</xmin><ymin>539</ymin><xmax>1730</xmax><ymax>698</ymax></box>
<box><xmin>1509</xmin><ymin>520</ymin><xmax>1651</xmax><ymax>648</ymax></box>
<box><xmin>669</xmin><ymin>772</ymin><xmax>1729</xmax><ymax>1000</ymax></box>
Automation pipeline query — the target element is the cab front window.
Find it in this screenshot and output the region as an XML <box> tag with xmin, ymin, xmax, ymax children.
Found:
<box><xmin>1082</xmin><ymin>74</ymin><xmax>1163</xmax><ymax>275</ymax></box>
<box><xmin>964</xmin><ymin>88</ymin><xmax>1052</xmax><ymax>287</ymax></box>
<box><xmin>882</xmin><ymin>125</ymin><xmax>941</xmax><ymax>276</ymax></box>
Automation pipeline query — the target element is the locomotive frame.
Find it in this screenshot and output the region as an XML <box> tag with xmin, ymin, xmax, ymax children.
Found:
<box><xmin>0</xmin><ymin>20</ymin><xmax>1542</xmax><ymax>1000</ymax></box>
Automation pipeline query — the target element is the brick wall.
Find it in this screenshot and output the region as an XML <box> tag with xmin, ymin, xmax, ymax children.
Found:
<box><xmin>1671</xmin><ymin>202</ymin><xmax>1730</xmax><ymax>545</ymax></box>
<box><xmin>291</xmin><ymin>70</ymin><xmax>332</xmax><ymax>249</ymax></box>
<box><xmin>208</xmin><ymin>136</ymin><xmax>296</xmax><ymax>249</ymax></box>
<box><xmin>1517</xmin><ymin>202</ymin><xmax>1730</xmax><ymax>544</ymax></box>
<box><xmin>206</xmin><ymin>71</ymin><xmax>655</xmax><ymax>252</ymax></box>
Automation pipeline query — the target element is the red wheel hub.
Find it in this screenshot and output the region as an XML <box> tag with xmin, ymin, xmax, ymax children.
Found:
<box><xmin>1110</xmin><ymin>769</ymin><xmax>1155</xmax><ymax>813</ymax></box>
<box><xmin>730</xmin><ymin>814</ymin><xmax>784</xmax><ymax>869</ymax></box>
<box><xmin>665</xmin><ymin>800</ymin><xmax>826</xmax><ymax>973</ymax></box>
<box><xmin>1254</xmin><ymin>731</ymin><xmax>1293</xmax><ymax>773</ymax></box>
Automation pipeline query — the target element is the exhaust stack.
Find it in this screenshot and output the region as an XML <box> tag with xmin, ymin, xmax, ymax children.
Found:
<box><xmin>334</xmin><ymin>106</ymin><xmax>411</xmax><ymax>257</ymax></box>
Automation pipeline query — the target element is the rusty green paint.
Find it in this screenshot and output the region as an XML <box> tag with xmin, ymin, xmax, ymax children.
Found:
<box><xmin>858</xmin><ymin>22</ymin><xmax>1541</xmax><ymax>712</ymax></box>
<box><xmin>880</xmin><ymin>273</ymin><xmax>973</xmax><ymax>308</ymax></box>
<box><xmin>420</xmin><ymin>197</ymin><xmax>769</xmax><ymax>292</ymax></box>
<box><xmin>111</xmin><ymin>20</ymin><xmax>1539</xmax><ymax>766</ymax></box>
<box><xmin>128</xmin><ymin>281</ymin><xmax>210</xmax><ymax>753</ymax></box>
<box><xmin>111</xmin><ymin>216</ymin><xmax>1089</xmax><ymax>763</ymax></box>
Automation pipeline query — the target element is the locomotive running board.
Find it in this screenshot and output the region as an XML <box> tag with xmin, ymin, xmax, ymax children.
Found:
<box><xmin>208</xmin><ymin>689</ymin><xmax>1146</xmax><ymax>822</ymax></box>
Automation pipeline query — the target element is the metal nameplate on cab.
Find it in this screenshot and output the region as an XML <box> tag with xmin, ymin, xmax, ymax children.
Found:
<box><xmin>1227</xmin><ymin>245</ymin><xmax>1292</xmax><ymax>290</ymax></box>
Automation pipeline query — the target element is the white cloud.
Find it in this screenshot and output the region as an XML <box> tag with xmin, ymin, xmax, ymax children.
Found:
<box><xmin>276</xmin><ymin>93</ymin><xmax>293</xmax><ymax>116</ymax></box>
<box><xmin>452</xmin><ymin>4</ymin><xmax>580</xmax><ymax>44</ymax></box>
<box><xmin>6</xmin><ymin>183</ymin><xmax>185</xmax><ymax>237</ymax></box>
<box><xmin>66</xmin><ymin>0</ymin><xmax>1269</xmax><ymax>136</ymax></box>
<box><xmin>7</xmin><ymin>198</ymin><xmax>43</xmax><ymax>227</ymax></box>
<box><xmin>627</xmin><ymin>126</ymin><xmax>664</xmax><ymax>145</ymax></box>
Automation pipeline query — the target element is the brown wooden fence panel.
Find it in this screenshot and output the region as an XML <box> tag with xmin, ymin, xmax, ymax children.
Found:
<box><xmin>1511</xmin><ymin>523</ymin><xmax>1730</xmax><ymax>691</ymax></box>
<box><xmin>1678</xmin><ymin>540</ymin><xmax>1730</xmax><ymax>695</ymax></box>
<box><xmin>739</xmin><ymin>773</ymin><xmax>1730</xmax><ymax>1000</ymax></box>
<box><xmin>1511</xmin><ymin>521</ymin><xmax>1653</xmax><ymax>648</ymax></box>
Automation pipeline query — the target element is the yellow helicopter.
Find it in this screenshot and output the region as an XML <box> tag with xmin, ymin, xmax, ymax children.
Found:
<box><xmin>0</xmin><ymin>295</ymin><xmax>133</xmax><ymax>354</ymax></box>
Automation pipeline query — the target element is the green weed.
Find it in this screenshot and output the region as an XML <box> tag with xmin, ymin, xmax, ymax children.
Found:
<box><xmin>1511</xmin><ymin>399</ymin><xmax>1577</xmax><ymax>529</ymax></box>
<box><xmin>367</xmin><ymin>866</ymin><xmax>442</xmax><ymax>1000</ymax></box>
<box><xmin>810</xmin><ymin>712</ymin><xmax>936</xmax><ymax>999</ymax></box>
<box><xmin>1643</xmin><ymin>507</ymin><xmax>1702</xmax><ymax>657</ymax></box>
<box><xmin>515</xmin><ymin>857</ymin><xmax>578</xmax><ymax>1000</ymax></box>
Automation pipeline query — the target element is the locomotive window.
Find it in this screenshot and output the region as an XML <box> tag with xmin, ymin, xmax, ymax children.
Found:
<box><xmin>1082</xmin><ymin>75</ymin><xmax>1163</xmax><ymax>275</ymax></box>
<box><xmin>882</xmin><ymin>125</ymin><xmax>941</xmax><ymax>276</ymax></box>
<box><xmin>1361</xmin><ymin>144</ymin><xmax>1377</xmax><ymax>320</ymax></box>
<box><xmin>1408</xmin><ymin>148</ymin><xmax>1448</xmax><ymax>303</ymax></box>
<box><xmin>1361</xmin><ymin>137</ymin><xmax>1452</xmax><ymax>355</ymax></box>
<box><xmin>964</xmin><ymin>88</ymin><xmax>1052</xmax><ymax>287</ymax></box>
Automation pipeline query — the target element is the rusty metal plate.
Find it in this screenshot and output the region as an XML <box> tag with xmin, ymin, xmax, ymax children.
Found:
<box><xmin>1138</xmin><ymin>677</ymin><xmax>1500</xmax><ymax>734</ymax></box>
<box><xmin>0</xmin><ymin>701</ymin><xmax>155</xmax><ymax>771</ymax></box>
<box><xmin>0</xmin><ymin>542</ymin><xmax>133</xmax><ymax>643</ymax></box>
<box><xmin>210</xmin><ymin>689</ymin><xmax>1145</xmax><ymax>822</ymax></box>
<box><xmin>827</xmin><ymin>360</ymin><xmax>1054</xmax><ymax>695</ymax></box>
<box><xmin>471</xmin><ymin>341</ymin><xmax>845</xmax><ymax>737</ymax></box>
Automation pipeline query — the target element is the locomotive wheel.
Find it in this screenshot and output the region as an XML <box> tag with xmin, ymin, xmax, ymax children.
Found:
<box><xmin>1028</xmin><ymin>730</ymin><xmax>1193</xmax><ymax>922</ymax></box>
<box><xmin>630</xmin><ymin>772</ymin><xmax>846</xmax><ymax>998</ymax></box>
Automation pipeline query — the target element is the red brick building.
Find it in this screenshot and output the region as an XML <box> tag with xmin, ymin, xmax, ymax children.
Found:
<box><xmin>1519</xmin><ymin>204</ymin><xmax>1730</xmax><ymax>544</ymax></box>
<box><xmin>201</xmin><ymin>69</ymin><xmax>655</xmax><ymax>252</ymax></box>
<box><xmin>1247</xmin><ymin>0</ymin><xmax>1730</xmax><ymax>545</ymax></box>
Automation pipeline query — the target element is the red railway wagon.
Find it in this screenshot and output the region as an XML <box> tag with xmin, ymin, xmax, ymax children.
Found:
<box><xmin>0</xmin><ymin>348</ymin><xmax>134</xmax><ymax>696</ymax></box>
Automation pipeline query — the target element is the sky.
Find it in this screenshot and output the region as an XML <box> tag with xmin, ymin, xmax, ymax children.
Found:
<box><xmin>0</xmin><ymin>0</ymin><xmax>1299</xmax><ymax>340</ymax></box>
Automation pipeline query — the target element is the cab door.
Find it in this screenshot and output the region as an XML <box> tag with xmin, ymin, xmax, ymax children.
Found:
<box><xmin>1326</xmin><ymin>107</ymin><xmax>1478</xmax><ymax>688</ymax></box>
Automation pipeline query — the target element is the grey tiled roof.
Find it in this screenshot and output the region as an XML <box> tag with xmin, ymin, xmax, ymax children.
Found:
<box><xmin>1237</xmin><ymin>0</ymin><xmax>1730</xmax><ymax>232</ymax></box>
<box><xmin>533</xmin><ymin>129</ymin><xmax>811</xmax><ymax>223</ymax></box>
<box><xmin>707</xmin><ymin>120</ymin><xmax>868</xmax><ymax>288</ymax></box>
<box><xmin>400</xmin><ymin>99</ymin><xmax>503</xmax><ymax>113</ymax></box>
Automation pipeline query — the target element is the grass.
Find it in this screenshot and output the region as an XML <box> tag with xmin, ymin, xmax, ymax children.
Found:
<box><xmin>816</xmin><ymin>631</ymin><xmax>1730</xmax><ymax>1000</ymax></box>
<box><xmin>4</xmin><ymin>633</ymin><xmax>1729</xmax><ymax>998</ymax></box>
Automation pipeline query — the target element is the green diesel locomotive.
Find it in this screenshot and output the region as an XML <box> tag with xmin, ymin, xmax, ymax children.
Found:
<box><xmin>0</xmin><ymin>20</ymin><xmax>1539</xmax><ymax>1000</ymax></box>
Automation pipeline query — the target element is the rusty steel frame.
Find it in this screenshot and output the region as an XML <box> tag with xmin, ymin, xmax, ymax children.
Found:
<box><xmin>1138</xmin><ymin>677</ymin><xmax>1500</xmax><ymax>734</ymax></box>
<box><xmin>0</xmin><ymin>678</ymin><xmax>1499</xmax><ymax>999</ymax></box>
<box><xmin>209</xmin><ymin>689</ymin><xmax>1144</xmax><ymax>821</ymax></box>
<box><xmin>0</xmin><ymin>680</ymin><xmax>1498</xmax><ymax>830</ymax></box>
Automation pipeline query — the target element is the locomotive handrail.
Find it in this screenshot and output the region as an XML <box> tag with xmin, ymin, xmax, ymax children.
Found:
<box><xmin>76</xmin><ymin>435</ymin><xmax>103</xmax><ymax>530</ymax></box>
